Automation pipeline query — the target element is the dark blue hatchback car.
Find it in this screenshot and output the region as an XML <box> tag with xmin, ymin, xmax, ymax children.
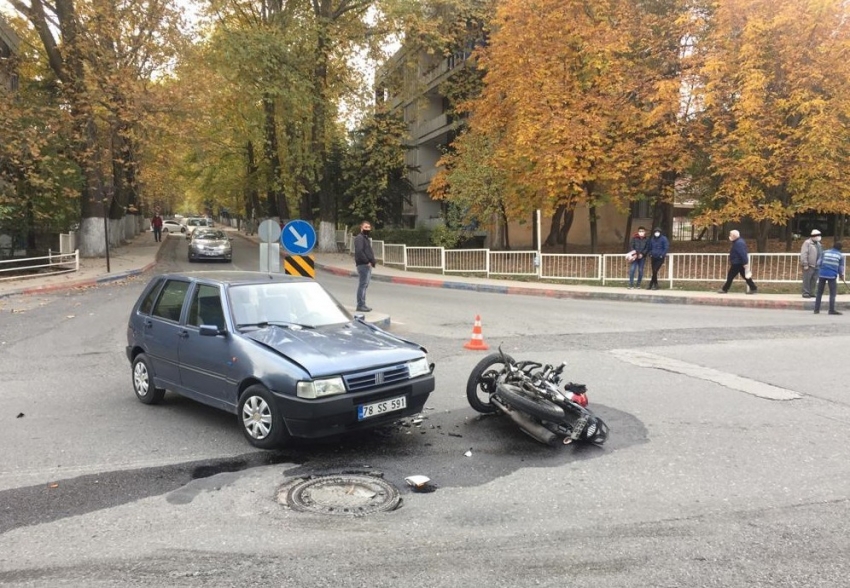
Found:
<box><xmin>126</xmin><ymin>272</ymin><xmax>435</xmax><ymax>448</ymax></box>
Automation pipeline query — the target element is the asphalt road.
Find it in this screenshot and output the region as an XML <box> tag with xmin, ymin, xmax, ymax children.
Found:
<box><xmin>1</xmin><ymin>236</ymin><xmax>849</xmax><ymax>587</ymax></box>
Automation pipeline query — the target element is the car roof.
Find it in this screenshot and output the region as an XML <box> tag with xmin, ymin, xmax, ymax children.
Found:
<box><xmin>155</xmin><ymin>271</ymin><xmax>314</xmax><ymax>287</ymax></box>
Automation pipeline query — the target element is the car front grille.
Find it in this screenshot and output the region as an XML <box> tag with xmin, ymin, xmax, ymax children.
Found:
<box><xmin>344</xmin><ymin>364</ymin><xmax>410</xmax><ymax>392</ymax></box>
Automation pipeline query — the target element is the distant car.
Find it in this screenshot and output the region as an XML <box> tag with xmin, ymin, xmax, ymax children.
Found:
<box><xmin>188</xmin><ymin>228</ymin><xmax>232</xmax><ymax>262</ymax></box>
<box><xmin>183</xmin><ymin>217</ymin><xmax>212</xmax><ymax>239</ymax></box>
<box><xmin>125</xmin><ymin>272</ymin><xmax>435</xmax><ymax>448</ymax></box>
<box><xmin>161</xmin><ymin>220</ymin><xmax>186</xmax><ymax>234</ymax></box>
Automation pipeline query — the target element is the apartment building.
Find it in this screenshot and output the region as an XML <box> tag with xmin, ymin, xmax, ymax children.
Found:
<box><xmin>0</xmin><ymin>14</ymin><xmax>20</xmax><ymax>93</ymax></box>
<box><xmin>377</xmin><ymin>42</ymin><xmax>477</xmax><ymax>230</ymax></box>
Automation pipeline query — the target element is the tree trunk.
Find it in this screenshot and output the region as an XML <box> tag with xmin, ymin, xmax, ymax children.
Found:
<box><xmin>245</xmin><ymin>141</ymin><xmax>261</xmax><ymax>219</ymax></box>
<box><xmin>559</xmin><ymin>208</ymin><xmax>575</xmax><ymax>253</ymax></box>
<box><xmin>756</xmin><ymin>219</ymin><xmax>770</xmax><ymax>252</ymax></box>
<box><xmin>544</xmin><ymin>205</ymin><xmax>565</xmax><ymax>247</ymax></box>
<box><xmin>262</xmin><ymin>96</ymin><xmax>287</xmax><ymax>220</ymax></box>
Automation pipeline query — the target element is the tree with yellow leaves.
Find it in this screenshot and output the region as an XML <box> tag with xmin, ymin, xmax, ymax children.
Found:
<box><xmin>695</xmin><ymin>0</ymin><xmax>850</xmax><ymax>250</ymax></box>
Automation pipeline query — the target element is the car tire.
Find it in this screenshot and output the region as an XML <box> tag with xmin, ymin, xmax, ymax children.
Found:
<box><xmin>238</xmin><ymin>385</ymin><xmax>290</xmax><ymax>449</ymax></box>
<box><xmin>132</xmin><ymin>353</ymin><xmax>165</xmax><ymax>405</ymax></box>
<box><xmin>466</xmin><ymin>352</ymin><xmax>514</xmax><ymax>414</ymax></box>
<box><xmin>162</xmin><ymin>227</ymin><xmax>169</xmax><ymax>233</ymax></box>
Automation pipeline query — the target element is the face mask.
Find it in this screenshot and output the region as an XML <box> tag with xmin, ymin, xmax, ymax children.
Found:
<box><xmin>813</xmin><ymin>236</ymin><xmax>821</xmax><ymax>242</ymax></box>
<box><xmin>654</xmin><ymin>232</ymin><xmax>660</xmax><ymax>237</ymax></box>
<box><xmin>362</xmin><ymin>229</ymin><xmax>371</xmax><ymax>237</ymax></box>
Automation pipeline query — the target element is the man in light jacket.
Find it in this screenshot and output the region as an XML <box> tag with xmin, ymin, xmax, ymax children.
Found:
<box><xmin>800</xmin><ymin>229</ymin><xmax>823</xmax><ymax>298</ymax></box>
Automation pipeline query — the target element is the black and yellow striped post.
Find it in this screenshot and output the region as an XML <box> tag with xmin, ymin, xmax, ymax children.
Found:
<box><xmin>284</xmin><ymin>255</ymin><xmax>315</xmax><ymax>278</ymax></box>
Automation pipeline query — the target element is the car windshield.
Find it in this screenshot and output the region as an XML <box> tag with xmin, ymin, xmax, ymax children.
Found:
<box><xmin>194</xmin><ymin>230</ymin><xmax>226</xmax><ymax>240</ymax></box>
<box><xmin>229</xmin><ymin>281</ymin><xmax>350</xmax><ymax>328</ymax></box>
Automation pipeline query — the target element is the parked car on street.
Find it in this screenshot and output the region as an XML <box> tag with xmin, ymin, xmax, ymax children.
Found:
<box><xmin>161</xmin><ymin>219</ymin><xmax>186</xmax><ymax>234</ymax></box>
<box><xmin>125</xmin><ymin>272</ymin><xmax>435</xmax><ymax>448</ymax></box>
<box><xmin>188</xmin><ymin>228</ymin><xmax>232</xmax><ymax>262</ymax></box>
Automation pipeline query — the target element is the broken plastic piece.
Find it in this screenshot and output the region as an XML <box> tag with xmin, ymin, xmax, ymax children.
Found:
<box><xmin>405</xmin><ymin>475</ymin><xmax>431</xmax><ymax>489</ymax></box>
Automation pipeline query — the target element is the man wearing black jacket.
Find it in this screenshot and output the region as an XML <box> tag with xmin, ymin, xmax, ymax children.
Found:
<box><xmin>718</xmin><ymin>229</ymin><xmax>758</xmax><ymax>294</ymax></box>
<box><xmin>354</xmin><ymin>220</ymin><xmax>376</xmax><ymax>312</ymax></box>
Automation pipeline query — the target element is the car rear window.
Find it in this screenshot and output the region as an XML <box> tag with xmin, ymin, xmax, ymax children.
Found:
<box><xmin>138</xmin><ymin>279</ymin><xmax>164</xmax><ymax>315</ymax></box>
<box><xmin>151</xmin><ymin>280</ymin><xmax>190</xmax><ymax>322</ymax></box>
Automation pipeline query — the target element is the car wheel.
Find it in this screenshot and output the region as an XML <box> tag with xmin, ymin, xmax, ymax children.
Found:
<box><xmin>162</xmin><ymin>227</ymin><xmax>169</xmax><ymax>233</ymax></box>
<box><xmin>238</xmin><ymin>385</ymin><xmax>290</xmax><ymax>449</ymax></box>
<box><xmin>466</xmin><ymin>352</ymin><xmax>513</xmax><ymax>414</ymax></box>
<box><xmin>132</xmin><ymin>353</ymin><xmax>165</xmax><ymax>405</ymax></box>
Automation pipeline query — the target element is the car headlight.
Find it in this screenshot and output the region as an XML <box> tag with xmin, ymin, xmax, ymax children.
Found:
<box><xmin>408</xmin><ymin>357</ymin><xmax>430</xmax><ymax>378</ymax></box>
<box><xmin>296</xmin><ymin>377</ymin><xmax>346</xmax><ymax>399</ymax></box>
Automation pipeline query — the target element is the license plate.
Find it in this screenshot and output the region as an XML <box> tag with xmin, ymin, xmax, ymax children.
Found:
<box><xmin>203</xmin><ymin>250</ymin><xmax>218</xmax><ymax>256</ymax></box>
<box><xmin>357</xmin><ymin>395</ymin><xmax>407</xmax><ymax>420</ymax></box>
<box><xmin>570</xmin><ymin>416</ymin><xmax>588</xmax><ymax>441</ymax></box>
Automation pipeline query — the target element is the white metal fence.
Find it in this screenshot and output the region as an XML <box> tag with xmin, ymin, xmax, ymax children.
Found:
<box><xmin>370</xmin><ymin>242</ymin><xmax>843</xmax><ymax>287</ymax></box>
<box><xmin>0</xmin><ymin>250</ymin><xmax>80</xmax><ymax>282</ymax></box>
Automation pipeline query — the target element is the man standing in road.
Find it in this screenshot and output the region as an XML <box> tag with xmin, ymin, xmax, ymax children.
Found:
<box><xmin>813</xmin><ymin>241</ymin><xmax>844</xmax><ymax>315</ymax></box>
<box><xmin>354</xmin><ymin>220</ymin><xmax>376</xmax><ymax>312</ymax></box>
<box><xmin>800</xmin><ymin>229</ymin><xmax>823</xmax><ymax>298</ymax></box>
<box><xmin>646</xmin><ymin>227</ymin><xmax>669</xmax><ymax>290</ymax></box>
<box><xmin>151</xmin><ymin>213</ymin><xmax>163</xmax><ymax>242</ymax></box>
<box><xmin>718</xmin><ymin>229</ymin><xmax>758</xmax><ymax>294</ymax></box>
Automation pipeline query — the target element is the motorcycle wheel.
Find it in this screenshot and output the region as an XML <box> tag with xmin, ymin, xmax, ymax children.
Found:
<box><xmin>495</xmin><ymin>383</ymin><xmax>565</xmax><ymax>421</ymax></box>
<box><xmin>466</xmin><ymin>353</ymin><xmax>514</xmax><ymax>414</ymax></box>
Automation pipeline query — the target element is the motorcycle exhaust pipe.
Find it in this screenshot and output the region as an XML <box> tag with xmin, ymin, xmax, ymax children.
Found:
<box><xmin>491</xmin><ymin>396</ymin><xmax>559</xmax><ymax>445</ymax></box>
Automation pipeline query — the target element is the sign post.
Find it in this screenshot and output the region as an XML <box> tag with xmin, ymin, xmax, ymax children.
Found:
<box><xmin>257</xmin><ymin>219</ymin><xmax>282</xmax><ymax>273</ymax></box>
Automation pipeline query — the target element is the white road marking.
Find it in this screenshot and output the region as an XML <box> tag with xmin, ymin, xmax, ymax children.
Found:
<box><xmin>610</xmin><ymin>349</ymin><xmax>801</xmax><ymax>401</ymax></box>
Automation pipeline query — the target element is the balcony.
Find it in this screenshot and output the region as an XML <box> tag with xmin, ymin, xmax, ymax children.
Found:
<box><xmin>413</xmin><ymin>114</ymin><xmax>449</xmax><ymax>142</ymax></box>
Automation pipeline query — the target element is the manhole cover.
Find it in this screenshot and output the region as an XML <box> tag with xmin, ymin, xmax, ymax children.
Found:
<box><xmin>278</xmin><ymin>474</ymin><xmax>401</xmax><ymax>516</ymax></box>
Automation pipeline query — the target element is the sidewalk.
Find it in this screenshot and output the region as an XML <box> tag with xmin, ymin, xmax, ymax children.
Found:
<box><xmin>0</xmin><ymin>228</ymin><xmax>840</xmax><ymax>312</ymax></box>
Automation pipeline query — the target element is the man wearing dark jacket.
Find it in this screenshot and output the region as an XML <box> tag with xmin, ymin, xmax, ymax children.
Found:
<box><xmin>718</xmin><ymin>229</ymin><xmax>758</xmax><ymax>294</ymax></box>
<box><xmin>646</xmin><ymin>228</ymin><xmax>669</xmax><ymax>290</ymax></box>
<box><xmin>627</xmin><ymin>226</ymin><xmax>650</xmax><ymax>289</ymax></box>
<box><xmin>354</xmin><ymin>220</ymin><xmax>376</xmax><ymax>312</ymax></box>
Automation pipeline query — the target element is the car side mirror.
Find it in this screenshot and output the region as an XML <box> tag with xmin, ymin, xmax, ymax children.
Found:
<box><xmin>199</xmin><ymin>325</ymin><xmax>223</xmax><ymax>336</ymax></box>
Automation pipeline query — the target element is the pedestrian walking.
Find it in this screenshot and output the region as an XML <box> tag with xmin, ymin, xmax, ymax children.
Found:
<box><xmin>627</xmin><ymin>226</ymin><xmax>650</xmax><ymax>289</ymax></box>
<box><xmin>151</xmin><ymin>213</ymin><xmax>163</xmax><ymax>242</ymax></box>
<box><xmin>354</xmin><ymin>220</ymin><xmax>376</xmax><ymax>312</ymax></box>
<box><xmin>646</xmin><ymin>227</ymin><xmax>669</xmax><ymax>290</ymax></box>
<box><xmin>717</xmin><ymin>229</ymin><xmax>758</xmax><ymax>294</ymax></box>
<box><xmin>799</xmin><ymin>229</ymin><xmax>823</xmax><ymax>298</ymax></box>
<box><xmin>813</xmin><ymin>241</ymin><xmax>844</xmax><ymax>315</ymax></box>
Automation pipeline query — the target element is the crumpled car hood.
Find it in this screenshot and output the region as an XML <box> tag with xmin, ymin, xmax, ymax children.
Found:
<box><xmin>243</xmin><ymin>322</ymin><xmax>424</xmax><ymax>377</ymax></box>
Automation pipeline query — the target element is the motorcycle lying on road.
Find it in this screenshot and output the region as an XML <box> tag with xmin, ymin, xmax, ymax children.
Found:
<box><xmin>466</xmin><ymin>348</ymin><xmax>609</xmax><ymax>446</ymax></box>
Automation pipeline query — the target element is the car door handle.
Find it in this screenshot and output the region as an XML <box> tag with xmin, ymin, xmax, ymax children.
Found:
<box><xmin>178</xmin><ymin>330</ymin><xmax>189</xmax><ymax>339</ymax></box>
<box><xmin>144</xmin><ymin>320</ymin><xmax>153</xmax><ymax>329</ymax></box>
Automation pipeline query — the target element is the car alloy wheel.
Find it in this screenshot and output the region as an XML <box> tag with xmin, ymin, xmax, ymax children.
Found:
<box><xmin>132</xmin><ymin>353</ymin><xmax>164</xmax><ymax>405</ymax></box>
<box><xmin>242</xmin><ymin>395</ymin><xmax>272</xmax><ymax>440</ymax></box>
<box><xmin>237</xmin><ymin>385</ymin><xmax>289</xmax><ymax>448</ymax></box>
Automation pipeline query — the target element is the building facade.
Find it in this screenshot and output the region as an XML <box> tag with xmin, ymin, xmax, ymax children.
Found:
<box><xmin>0</xmin><ymin>15</ymin><xmax>20</xmax><ymax>93</ymax></box>
<box><xmin>377</xmin><ymin>41</ymin><xmax>646</xmax><ymax>249</ymax></box>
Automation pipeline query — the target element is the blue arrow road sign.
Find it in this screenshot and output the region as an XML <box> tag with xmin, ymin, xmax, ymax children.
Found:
<box><xmin>281</xmin><ymin>220</ymin><xmax>316</xmax><ymax>254</ymax></box>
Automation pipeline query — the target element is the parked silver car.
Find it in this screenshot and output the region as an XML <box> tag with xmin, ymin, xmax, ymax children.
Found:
<box><xmin>188</xmin><ymin>228</ymin><xmax>232</xmax><ymax>262</ymax></box>
<box><xmin>125</xmin><ymin>272</ymin><xmax>435</xmax><ymax>448</ymax></box>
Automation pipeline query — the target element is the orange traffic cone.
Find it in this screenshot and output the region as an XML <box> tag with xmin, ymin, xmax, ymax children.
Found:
<box><xmin>463</xmin><ymin>315</ymin><xmax>489</xmax><ymax>351</ymax></box>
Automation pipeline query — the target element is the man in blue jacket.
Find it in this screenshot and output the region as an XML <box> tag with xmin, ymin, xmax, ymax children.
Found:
<box><xmin>718</xmin><ymin>229</ymin><xmax>758</xmax><ymax>294</ymax></box>
<box><xmin>646</xmin><ymin>228</ymin><xmax>669</xmax><ymax>290</ymax></box>
<box><xmin>814</xmin><ymin>241</ymin><xmax>845</xmax><ymax>315</ymax></box>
